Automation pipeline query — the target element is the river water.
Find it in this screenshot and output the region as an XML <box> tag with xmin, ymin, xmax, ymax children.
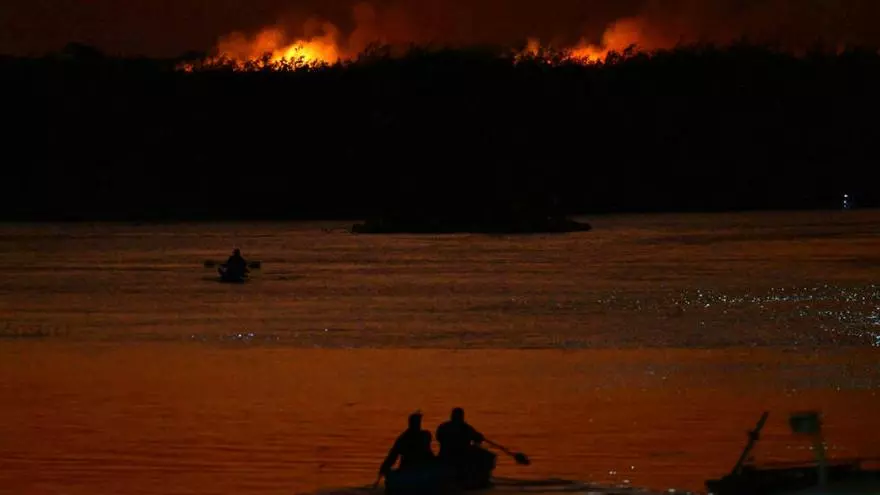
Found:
<box><xmin>1</xmin><ymin>211</ymin><xmax>878</xmax><ymax>494</ymax></box>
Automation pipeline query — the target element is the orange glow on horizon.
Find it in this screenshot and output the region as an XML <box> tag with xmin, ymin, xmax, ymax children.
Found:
<box><xmin>189</xmin><ymin>24</ymin><xmax>650</xmax><ymax>71</ymax></box>
<box><xmin>571</xmin><ymin>18</ymin><xmax>647</xmax><ymax>61</ymax></box>
<box><xmin>215</xmin><ymin>24</ymin><xmax>346</xmax><ymax>68</ymax></box>
<box><xmin>181</xmin><ymin>4</ymin><xmax>659</xmax><ymax>71</ymax></box>
<box><xmin>521</xmin><ymin>17</ymin><xmax>651</xmax><ymax>64</ymax></box>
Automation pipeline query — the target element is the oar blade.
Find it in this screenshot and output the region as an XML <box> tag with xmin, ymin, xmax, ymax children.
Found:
<box><xmin>513</xmin><ymin>452</ymin><xmax>531</xmax><ymax>466</ymax></box>
<box><xmin>203</xmin><ymin>260</ymin><xmax>216</xmax><ymax>268</ymax></box>
<box><xmin>248</xmin><ymin>261</ymin><xmax>262</xmax><ymax>269</ymax></box>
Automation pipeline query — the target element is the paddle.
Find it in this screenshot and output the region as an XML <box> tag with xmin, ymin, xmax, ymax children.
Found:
<box><xmin>484</xmin><ymin>438</ymin><xmax>531</xmax><ymax>466</ymax></box>
<box><xmin>203</xmin><ymin>260</ymin><xmax>262</xmax><ymax>269</ymax></box>
<box><xmin>731</xmin><ymin>411</ymin><xmax>769</xmax><ymax>476</ymax></box>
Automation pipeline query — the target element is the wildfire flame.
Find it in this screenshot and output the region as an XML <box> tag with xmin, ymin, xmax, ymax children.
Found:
<box><xmin>183</xmin><ymin>2</ymin><xmax>400</xmax><ymax>71</ymax></box>
<box><xmin>181</xmin><ymin>22</ymin><xmax>348</xmax><ymax>71</ymax></box>
<box><xmin>156</xmin><ymin>0</ymin><xmax>880</xmax><ymax>72</ymax></box>
<box><xmin>518</xmin><ymin>17</ymin><xmax>649</xmax><ymax>64</ymax></box>
<box><xmin>571</xmin><ymin>18</ymin><xmax>647</xmax><ymax>61</ymax></box>
<box><xmin>216</xmin><ymin>22</ymin><xmax>346</xmax><ymax>68</ymax></box>
<box><xmin>182</xmin><ymin>7</ymin><xmax>657</xmax><ymax>71</ymax></box>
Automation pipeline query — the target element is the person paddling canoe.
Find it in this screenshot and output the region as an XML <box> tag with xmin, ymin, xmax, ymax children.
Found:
<box><xmin>219</xmin><ymin>248</ymin><xmax>249</xmax><ymax>281</ymax></box>
<box><xmin>378</xmin><ymin>411</ymin><xmax>453</xmax><ymax>495</ymax></box>
<box><xmin>436</xmin><ymin>407</ymin><xmax>497</xmax><ymax>489</ymax></box>
<box><xmin>378</xmin><ymin>409</ymin><xmax>530</xmax><ymax>494</ymax></box>
<box><xmin>379</xmin><ymin>412</ymin><xmax>435</xmax><ymax>477</ymax></box>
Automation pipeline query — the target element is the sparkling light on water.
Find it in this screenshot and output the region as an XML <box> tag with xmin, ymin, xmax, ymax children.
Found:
<box><xmin>669</xmin><ymin>284</ymin><xmax>880</xmax><ymax>347</ymax></box>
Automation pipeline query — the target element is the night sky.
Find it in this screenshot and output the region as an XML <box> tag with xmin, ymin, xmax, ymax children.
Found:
<box><xmin>2</xmin><ymin>0</ymin><xmax>879</xmax><ymax>57</ymax></box>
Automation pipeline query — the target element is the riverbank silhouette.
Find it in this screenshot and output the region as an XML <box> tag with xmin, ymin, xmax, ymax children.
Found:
<box><xmin>3</xmin><ymin>42</ymin><xmax>878</xmax><ymax>222</ymax></box>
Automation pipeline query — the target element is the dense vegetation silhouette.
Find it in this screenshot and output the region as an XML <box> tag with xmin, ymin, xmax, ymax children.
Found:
<box><xmin>3</xmin><ymin>42</ymin><xmax>878</xmax><ymax>221</ymax></box>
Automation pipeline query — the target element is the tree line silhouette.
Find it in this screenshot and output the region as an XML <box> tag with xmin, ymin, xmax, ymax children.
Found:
<box><xmin>3</xmin><ymin>41</ymin><xmax>878</xmax><ymax>221</ymax></box>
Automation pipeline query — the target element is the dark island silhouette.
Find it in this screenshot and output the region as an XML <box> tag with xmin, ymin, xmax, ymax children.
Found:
<box><xmin>2</xmin><ymin>41</ymin><xmax>878</xmax><ymax>225</ymax></box>
<box><xmin>350</xmin><ymin>215</ymin><xmax>592</xmax><ymax>234</ymax></box>
<box><xmin>352</xmin><ymin>193</ymin><xmax>592</xmax><ymax>233</ymax></box>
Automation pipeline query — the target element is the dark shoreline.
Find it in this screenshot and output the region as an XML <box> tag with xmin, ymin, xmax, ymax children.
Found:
<box><xmin>0</xmin><ymin>207</ymin><xmax>873</xmax><ymax>226</ymax></box>
<box><xmin>4</xmin><ymin>42</ymin><xmax>879</xmax><ymax>222</ymax></box>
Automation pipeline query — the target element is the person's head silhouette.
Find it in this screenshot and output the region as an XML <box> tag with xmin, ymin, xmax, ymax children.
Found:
<box><xmin>408</xmin><ymin>411</ymin><xmax>423</xmax><ymax>430</ymax></box>
<box><xmin>451</xmin><ymin>407</ymin><xmax>465</xmax><ymax>423</ymax></box>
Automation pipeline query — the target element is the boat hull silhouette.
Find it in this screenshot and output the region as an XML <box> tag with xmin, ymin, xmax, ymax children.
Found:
<box><xmin>217</xmin><ymin>266</ymin><xmax>248</xmax><ymax>283</ymax></box>
<box><xmin>311</xmin><ymin>476</ymin><xmax>671</xmax><ymax>494</ymax></box>
<box><xmin>705</xmin><ymin>460</ymin><xmax>880</xmax><ymax>495</ymax></box>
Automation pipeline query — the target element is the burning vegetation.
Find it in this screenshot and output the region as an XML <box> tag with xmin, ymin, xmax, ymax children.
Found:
<box><xmin>5</xmin><ymin>1</ymin><xmax>880</xmax><ymax>220</ymax></box>
<box><xmin>181</xmin><ymin>15</ymin><xmax>654</xmax><ymax>71</ymax></box>
<box><xmin>179</xmin><ymin>0</ymin><xmax>880</xmax><ymax>71</ymax></box>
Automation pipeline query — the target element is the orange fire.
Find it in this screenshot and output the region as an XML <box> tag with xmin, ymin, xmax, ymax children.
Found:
<box><xmin>179</xmin><ymin>0</ymin><xmax>879</xmax><ymax>72</ymax></box>
<box><xmin>185</xmin><ymin>8</ymin><xmax>654</xmax><ymax>71</ymax></box>
<box><xmin>518</xmin><ymin>17</ymin><xmax>650</xmax><ymax>64</ymax></box>
<box><xmin>571</xmin><ymin>18</ymin><xmax>648</xmax><ymax>61</ymax></box>
<box><xmin>214</xmin><ymin>21</ymin><xmax>347</xmax><ymax>68</ymax></box>
<box><xmin>183</xmin><ymin>23</ymin><xmax>346</xmax><ymax>70</ymax></box>
<box><xmin>186</xmin><ymin>2</ymin><xmax>397</xmax><ymax>70</ymax></box>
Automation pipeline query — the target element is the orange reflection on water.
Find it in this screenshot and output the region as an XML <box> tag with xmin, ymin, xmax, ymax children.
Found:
<box><xmin>1</xmin><ymin>344</ymin><xmax>878</xmax><ymax>494</ymax></box>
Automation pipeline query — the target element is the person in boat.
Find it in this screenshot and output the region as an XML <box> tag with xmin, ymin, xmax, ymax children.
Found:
<box><xmin>379</xmin><ymin>411</ymin><xmax>436</xmax><ymax>478</ymax></box>
<box><xmin>223</xmin><ymin>248</ymin><xmax>249</xmax><ymax>279</ymax></box>
<box><xmin>436</xmin><ymin>407</ymin><xmax>497</xmax><ymax>489</ymax></box>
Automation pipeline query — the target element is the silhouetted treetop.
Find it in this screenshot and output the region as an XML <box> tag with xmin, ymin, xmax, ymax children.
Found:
<box><xmin>2</xmin><ymin>42</ymin><xmax>877</xmax><ymax>220</ymax></box>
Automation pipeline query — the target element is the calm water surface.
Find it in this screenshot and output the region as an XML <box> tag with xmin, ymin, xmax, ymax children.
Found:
<box><xmin>1</xmin><ymin>211</ymin><xmax>879</xmax><ymax>494</ymax></box>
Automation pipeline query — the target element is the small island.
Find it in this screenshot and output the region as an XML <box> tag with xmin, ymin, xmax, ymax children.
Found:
<box><xmin>351</xmin><ymin>203</ymin><xmax>592</xmax><ymax>234</ymax></box>
<box><xmin>352</xmin><ymin>216</ymin><xmax>591</xmax><ymax>234</ymax></box>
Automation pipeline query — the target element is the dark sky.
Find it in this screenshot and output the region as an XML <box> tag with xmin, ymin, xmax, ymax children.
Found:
<box><xmin>2</xmin><ymin>0</ymin><xmax>878</xmax><ymax>57</ymax></box>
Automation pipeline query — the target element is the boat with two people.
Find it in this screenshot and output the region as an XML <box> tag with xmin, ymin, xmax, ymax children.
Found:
<box><xmin>308</xmin><ymin>409</ymin><xmax>879</xmax><ymax>495</ymax></box>
<box><xmin>375</xmin><ymin>408</ymin><xmax>530</xmax><ymax>495</ymax></box>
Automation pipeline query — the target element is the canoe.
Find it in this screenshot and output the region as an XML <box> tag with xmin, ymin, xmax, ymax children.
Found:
<box><xmin>307</xmin><ymin>477</ymin><xmax>675</xmax><ymax>495</ymax></box>
<box><xmin>217</xmin><ymin>266</ymin><xmax>248</xmax><ymax>283</ymax></box>
<box><xmin>381</xmin><ymin>447</ymin><xmax>496</xmax><ymax>495</ymax></box>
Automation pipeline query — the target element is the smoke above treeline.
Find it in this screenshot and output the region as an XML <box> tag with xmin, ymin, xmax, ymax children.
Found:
<box><xmin>1</xmin><ymin>0</ymin><xmax>878</xmax><ymax>58</ymax></box>
<box><xmin>198</xmin><ymin>0</ymin><xmax>880</xmax><ymax>67</ymax></box>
